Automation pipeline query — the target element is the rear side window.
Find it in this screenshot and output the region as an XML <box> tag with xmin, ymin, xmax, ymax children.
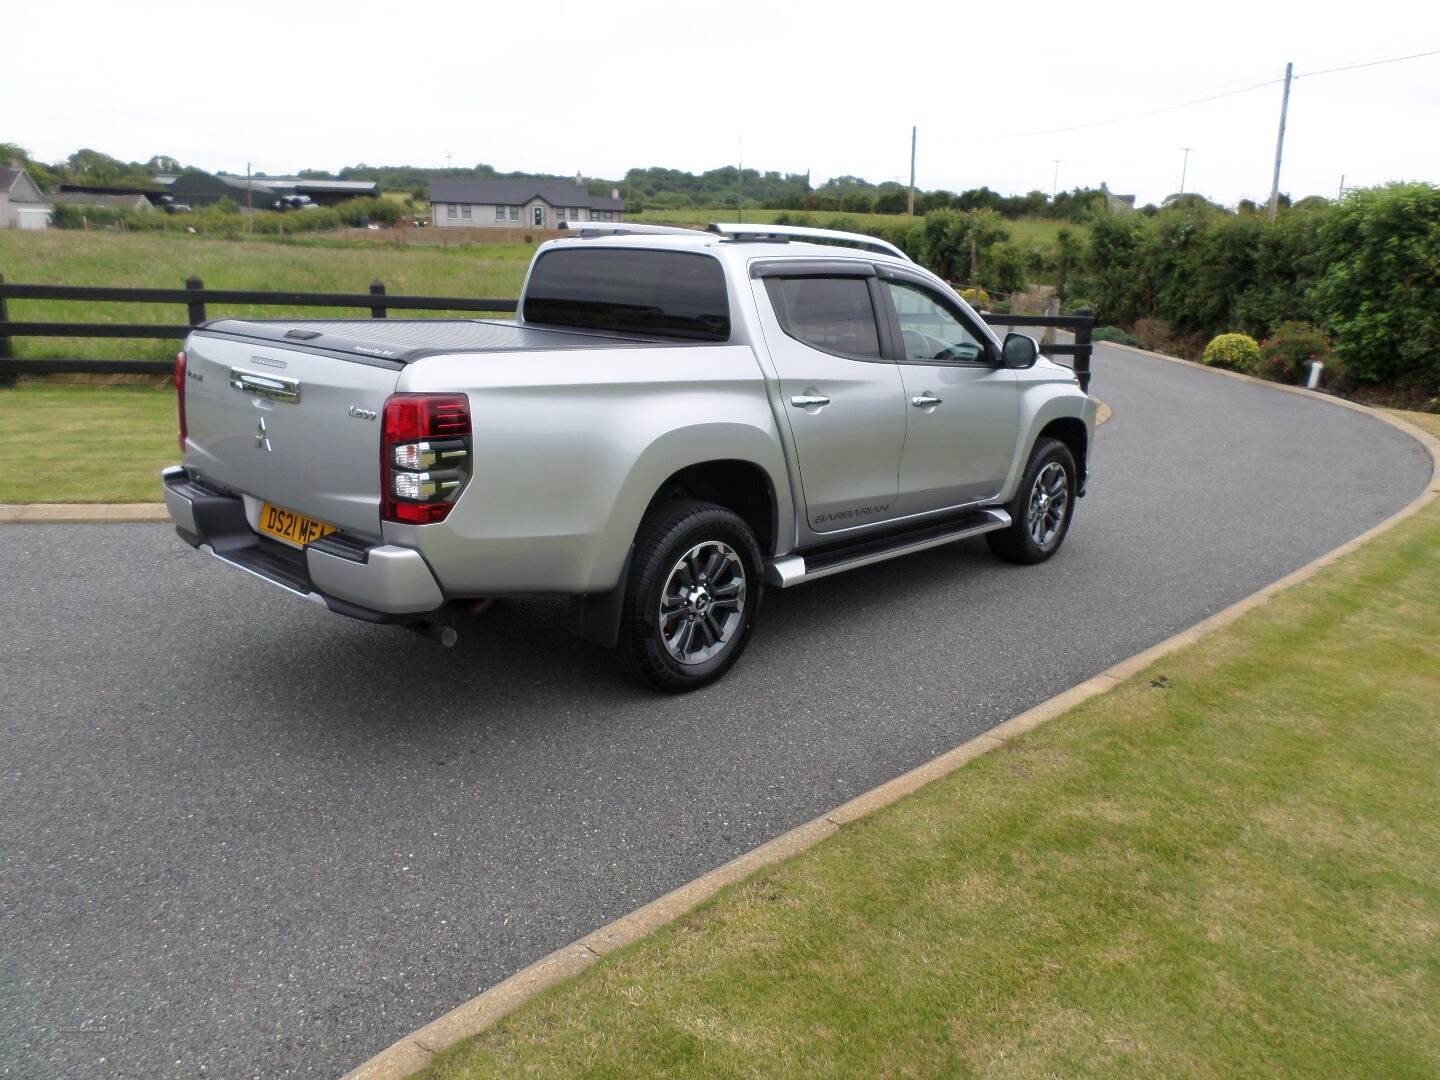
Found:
<box><xmin>764</xmin><ymin>276</ymin><xmax>882</xmax><ymax>360</ymax></box>
<box><xmin>522</xmin><ymin>249</ymin><xmax>730</xmax><ymax>341</ymax></box>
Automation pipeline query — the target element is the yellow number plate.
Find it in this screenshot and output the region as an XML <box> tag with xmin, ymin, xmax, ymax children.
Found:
<box><xmin>258</xmin><ymin>502</ymin><xmax>337</xmax><ymax>547</ymax></box>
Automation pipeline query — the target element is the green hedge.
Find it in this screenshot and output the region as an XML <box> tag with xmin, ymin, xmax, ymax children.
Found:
<box><xmin>1068</xmin><ymin>183</ymin><xmax>1440</xmax><ymax>386</ymax></box>
<box><xmin>770</xmin><ymin>209</ymin><xmax>1026</xmax><ymax>294</ymax></box>
<box><xmin>50</xmin><ymin>196</ymin><xmax>402</xmax><ymax>239</ymax></box>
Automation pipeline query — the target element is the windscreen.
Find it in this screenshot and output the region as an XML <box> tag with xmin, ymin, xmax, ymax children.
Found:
<box><xmin>522</xmin><ymin>249</ymin><xmax>730</xmax><ymax>341</ymax></box>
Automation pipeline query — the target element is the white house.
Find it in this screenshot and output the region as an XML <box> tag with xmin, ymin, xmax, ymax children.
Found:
<box><xmin>430</xmin><ymin>176</ymin><xmax>623</xmax><ymax>229</ymax></box>
<box><xmin>1</xmin><ymin>164</ymin><xmax>52</xmax><ymax>230</ymax></box>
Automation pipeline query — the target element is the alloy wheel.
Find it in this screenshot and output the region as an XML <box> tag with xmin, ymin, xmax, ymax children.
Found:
<box><xmin>1027</xmin><ymin>461</ymin><xmax>1069</xmax><ymax>549</ymax></box>
<box><xmin>658</xmin><ymin>540</ymin><xmax>747</xmax><ymax>665</ymax></box>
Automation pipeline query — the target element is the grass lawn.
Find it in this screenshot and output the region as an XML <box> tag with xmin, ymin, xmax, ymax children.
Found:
<box><xmin>0</xmin><ymin>229</ymin><xmax>533</xmax><ymax>363</ymax></box>
<box><xmin>636</xmin><ymin>207</ymin><xmax>1083</xmax><ymax>246</ymax></box>
<box><xmin>0</xmin><ymin>384</ymin><xmax>175</xmax><ymax>502</ymax></box>
<box><xmin>422</xmin><ymin>458</ymin><xmax>1440</xmax><ymax>1077</ymax></box>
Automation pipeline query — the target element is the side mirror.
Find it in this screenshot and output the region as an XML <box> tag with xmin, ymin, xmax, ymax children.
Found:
<box><xmin>1002</xmin><ymin>332</ymin><xmax>1039</xmax><ymax>369</ymax></box>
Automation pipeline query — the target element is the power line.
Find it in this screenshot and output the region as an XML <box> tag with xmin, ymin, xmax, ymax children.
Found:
<box><xmin>1296</xmin><ymin>45</ymin><xmax>1440</xmax><ymax>79</ymax></box>
<box><xmin>990</xmin><ymin>45</ymin><xmax>1440</xmax><ymax>141</ymax></box>
<box><xmin>994</xmin><ymin>76</ymin><xmax>1283</xmax><ymax>139</ymax></box>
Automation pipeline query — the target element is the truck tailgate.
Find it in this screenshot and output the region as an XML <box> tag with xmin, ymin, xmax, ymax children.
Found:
<box><xmin>181</xmin><ymin>330</ymin><xmax>402</xmax><ymax>541</ymax></box>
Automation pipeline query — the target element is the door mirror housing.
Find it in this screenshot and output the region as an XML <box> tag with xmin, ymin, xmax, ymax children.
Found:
<box><xmin>1002</xmin><ymin>332</ymin><xmax>1040</xmax><ymax>369</ymax></box>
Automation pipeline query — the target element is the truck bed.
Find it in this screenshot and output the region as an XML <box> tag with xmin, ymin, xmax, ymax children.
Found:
<box><xmin>195</xmin><ymin>318</ymin><xmax>663</xmax><ymax>366</ymax></box>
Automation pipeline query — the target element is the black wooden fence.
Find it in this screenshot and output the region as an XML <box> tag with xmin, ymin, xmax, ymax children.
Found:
<box><xmin>0</xmin><ymin>274</ymin><xmax>518</xmax><ymax>380</ymax></box>
<box><xmin>0</xmin><ymin>274</ymin><xmax>1090</xmax><ymax>392</ymax></box>
<box><xmin>987</xmin><ymin>314</ymin><xmax>1094</xmax><ymax>392</ymax></box>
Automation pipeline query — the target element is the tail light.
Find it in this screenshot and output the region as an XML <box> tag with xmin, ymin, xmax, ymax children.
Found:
<box><xmin>175</xmin><ymin>350</ymin><xmax>188</xmax><ymax>451</ymax></box>
<box><xmin>381</xmin><ymin>393</ymin><xmax>472</xmax><ymax>524</ymax></box>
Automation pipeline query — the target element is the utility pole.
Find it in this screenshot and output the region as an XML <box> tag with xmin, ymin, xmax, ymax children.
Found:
<box><xmin>246</xmin><ymin>161</ymin><xmax>253</xmax><ymax>233</ymax></box>
<box><xmin>1338</xmin><ymin>173</ymin><xmax>1346</xmax><ymax>199</ymax></box>
<box><xmin>736</xmin><ymin>139</ymin><xmax>744</xmax><ymax>223</ymax></box>
<box><xmin>1179</xmin><ymin>147</ymin><xmax>1193</xmax><ymax>196</ymax></box>
<box><xmin>907</xmin><ymin>126</ymin><xmax>917</xmax><ymax>216</ymax></box>
<box><xmin>1051</xmin><ymin>159</ymin><xmax>1061</xmax><ymax>201</ymax></box>
<box><xmin>1267</xmin><ymin>62</ymin><xmax>1294</xmax><ymax>222</ymax></box>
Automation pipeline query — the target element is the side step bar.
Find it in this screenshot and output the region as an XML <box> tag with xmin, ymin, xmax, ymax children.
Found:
<box><xmin>765</xmin><ymin>508</ymin><xmax>1010</xmax><ymax>587</ymax></box>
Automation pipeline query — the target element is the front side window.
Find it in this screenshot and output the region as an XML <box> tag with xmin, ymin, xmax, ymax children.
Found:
<box><xmin>494</xmin><ymin>205</ymin><xmax>505</xmax><ymax>221</ymax></box>
<box><xmin>509</xmin><ymin>205</ymin><xmax>519</xmax><ymax>220</ymax></box>
<box><xmin>446</xmin><ymin>203</ymin><xmax>457</xmax><ymax>218</ymax></box>
<box><xmin>461</xmin><ymin>204</ymin><xmax>472</xmax><ymax>219</ymax></box>
<box><xmin>885</xmin><ymin>281</ymin><xmax>988</xmax><ymax>363</ymax></box>
<box><xmin>523</xmin><ymin>249</ymin><xmax>730</xmax><ymax>341</ymax></box>
<box><xmin>764</xmin><ymin>276</ymin><xmax>881</xmax><ymax>360</ymax></box>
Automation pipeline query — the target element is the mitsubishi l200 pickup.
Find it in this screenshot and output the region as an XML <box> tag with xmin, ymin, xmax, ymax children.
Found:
<box><xmin>163</xmin><ymin>223</ymin><xmax>1097</xmax><ymax>690</ymax></box>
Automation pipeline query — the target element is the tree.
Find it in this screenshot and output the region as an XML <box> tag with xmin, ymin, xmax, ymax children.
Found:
<box><xmin>919</xmin><ymin>209</ymin><xmax>1011</xmax><ymax>283</ymax></box>
<box><xmin>872</xmin><ymin>189</ymin><xmax>909</xmax><ymax>215</ymax></box>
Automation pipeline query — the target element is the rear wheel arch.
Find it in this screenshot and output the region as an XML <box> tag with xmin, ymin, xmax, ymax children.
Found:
<box><xmin>570</xmin><ymin>458</ymin><xmax>778</xmax><ymax>650</ymax></box>
<box><xmin>647</xmin><ymin>459</ymin><xmax>779</xmax><ymax>557</ymax></box>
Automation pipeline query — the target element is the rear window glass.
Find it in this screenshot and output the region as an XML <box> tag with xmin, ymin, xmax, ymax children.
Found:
<box><xmin>764</xmin><ymin>276</ymin><xmax>881</xmax><ymax>359</ymax></box>
<box><xmin>522</xmin><ymin>249</ymin><xmax>730</xmax><ymax>341</ymax></box>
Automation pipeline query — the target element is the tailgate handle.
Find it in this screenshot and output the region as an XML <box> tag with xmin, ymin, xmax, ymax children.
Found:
<box><xmin>229</xmin><ymin>369</ymin><xmax>300</xmax><ymax>403</ymax></box>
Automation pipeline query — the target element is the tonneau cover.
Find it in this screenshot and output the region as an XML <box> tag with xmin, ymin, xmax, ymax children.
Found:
<box><xmin>195</xmin><ymin>318</ymin><xmax>660</xmax><ymax>365</ymax></box>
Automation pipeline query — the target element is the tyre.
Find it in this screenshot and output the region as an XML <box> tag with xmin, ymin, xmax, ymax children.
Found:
<box><xmin>986</xmin><ymin>437</ymin><xmax>1077</xmax><ymax>565</ymax></box>
<box><xmin>616</xmin><ymin>498</ymin><xmax>764</xmax><ymax>692</ymax></box>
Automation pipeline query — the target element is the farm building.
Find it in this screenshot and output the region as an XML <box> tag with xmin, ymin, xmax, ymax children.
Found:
<box><xmin>51</xmin><ymin>191</ymin><xmax>156</xmax><ymax>212</ymax></box>
<box><xmin>1</xmin><ymin>163</ymin><xmax>52</xmax><ymax>230</ymax></box>
<box><xmin>276</xmin><ymin>178</ymin><xmax>380</xmax><ymax>206</ymax></box>
<box><xmin>430</xmin><ymin>176</ymin><xmax>623</xmax><ymax>229</ymax></box>
<box><xmin>167</xmin><ymin>172</ymin><xmax>379</xmax><ymax>210</ymax></box>
<box><xmin>58</xmin><ymin>181</ymin><xmax>169</xmax><ymax>207</ymax></box>
<box><xmin>169</xmin><ymin>171</ymin><xmax>283</xmax><ymax>209</ymax></box>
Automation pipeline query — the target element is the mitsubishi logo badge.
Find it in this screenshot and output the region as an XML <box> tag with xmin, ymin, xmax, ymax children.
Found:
<box><xmin>255</xmin><ymin>417</ymin><xmax>272</xmax><ymax>452</ymax></box>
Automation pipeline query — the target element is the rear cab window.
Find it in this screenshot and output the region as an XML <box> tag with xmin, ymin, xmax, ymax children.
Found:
<box><xmin>762</xmin><ymin>275</ymin><xmax>883</xmax><ymax>360</ymax></box>
<box><xmin>522</xmin><ymin>248</ymin><xmax>730</xmax><ymax>341</ymax></box>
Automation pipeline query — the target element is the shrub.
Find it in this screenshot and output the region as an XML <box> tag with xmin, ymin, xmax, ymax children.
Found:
<box><xmin>960</xmin><ymin>287</ymin><xmax>992</xmax><ymax>308</ymax></box>
<box><xmin>1133</xmin><ymin>317</ymin><xmax>1176</xmax><ymax>352</ymax></box>
<box><xmin>333</xmin><ymin>196</ymin><xmax>402</xmax><ymax>226</ymax></box>
<box><xmin>1202</xmin><ymin>332</ymin><xmax>1261</xmax><ymax>371</ymax></box>
<box><xmin>1256</xmin><ymin>322</ymin><xmax>1332</xmax><ymax>383</ymax></box>
<box><xmin>985</xmin><ymin>241</ymin><xmax>1028</xmax><ymax>294</ymax></box>
<box><xmin>1093</xmin><ymin>326</ymin><xmax>1142</xmax><ymax>347</ymax></box>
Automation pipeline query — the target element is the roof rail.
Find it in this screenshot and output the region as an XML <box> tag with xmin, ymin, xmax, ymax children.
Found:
<box><xmin>707</xmin><ymin>222</ymin><xmax>911</xmax><ymax>262</ymax></box>
<box><xmin>559</xmin><ymin>221</ymin><xmax>705</xmax><ymax>238</ymax></box>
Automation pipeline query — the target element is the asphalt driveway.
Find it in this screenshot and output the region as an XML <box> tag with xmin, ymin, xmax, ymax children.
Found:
<box><xmin>0</xmin><ymin>347</ymin><xmax>1431</xmax><ymax>1079</ymax></box>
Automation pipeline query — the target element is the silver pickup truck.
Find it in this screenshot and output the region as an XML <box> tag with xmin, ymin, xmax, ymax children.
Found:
<box><xmin>164</xmin><ymin>223</ymin><xmax>1097</xmax><ymax>690</ymax></box>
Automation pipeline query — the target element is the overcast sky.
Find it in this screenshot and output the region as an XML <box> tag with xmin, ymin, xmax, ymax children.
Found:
<box><xmin>5</xmin><ymin>0</ymin><xmax>1436</xmax><ymax>206</ymax></box>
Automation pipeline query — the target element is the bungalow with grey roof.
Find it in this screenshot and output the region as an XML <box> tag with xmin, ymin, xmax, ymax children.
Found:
<box><xmin>430</xmin><ymin>176</ymin><xmax>623</xmax><ymax>229</ymax></box>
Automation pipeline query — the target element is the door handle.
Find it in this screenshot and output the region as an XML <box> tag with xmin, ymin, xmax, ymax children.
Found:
<box><xmin>790</xmin><ymin>394</ymin><xmax>831</xmax><ymax>409</ymax></box>
<box><xmin>911</xmin><ymin>394</ymin><xmax>943</xmax><ymax>408</ymax></box>
<box><xmin>230</xmin><ymin>368</ymin><xmax>301</xmax><ymax>403</ymax></box>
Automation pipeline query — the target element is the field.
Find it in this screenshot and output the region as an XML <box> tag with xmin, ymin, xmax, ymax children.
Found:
<box><xmin>0</xmin><ymin>385</ymin><xmax>175</xmax><ymax>502</ymax></box>
<box><xmin>636</xmin><ymin>207</ymin><xmax>1083</xmax><ymax>245</ymax></box>
<box><xmin>0</xmin><ymin>230</ymin><xmax>533</xmax><ymax>363</ymax></box>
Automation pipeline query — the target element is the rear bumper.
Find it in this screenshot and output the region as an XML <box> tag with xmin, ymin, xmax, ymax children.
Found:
<box><xmin>162</xmin><ymin>466</ymin><xmax>444</xmax><ymax>622</ymax></box>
